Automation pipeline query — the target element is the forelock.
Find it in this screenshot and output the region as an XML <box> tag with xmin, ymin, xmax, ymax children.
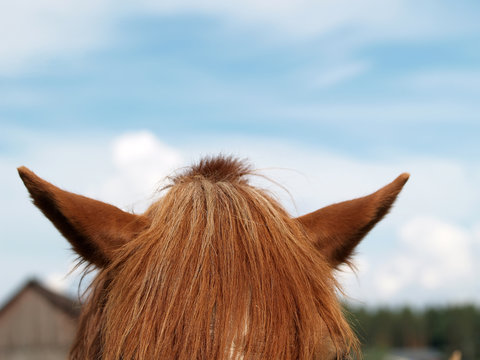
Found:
<box><xmin>172</xmin><ymin>156</ymin><xmax>253</xmax><ymax>184</ymax></box>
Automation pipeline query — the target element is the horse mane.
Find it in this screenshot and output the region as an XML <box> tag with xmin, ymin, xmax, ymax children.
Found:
<box><xmin>70</xmin><ymin>156</ymin><xmax>358</xmax><ymax>359</ymax></box>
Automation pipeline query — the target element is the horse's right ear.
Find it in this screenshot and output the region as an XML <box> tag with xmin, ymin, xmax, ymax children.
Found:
<box><xmin>18</xmin><ymin>166</ymin><xmax>148</xmax><ymax>268</ymax></box>
<box><xmin>296</xmin><ymin>173</ymin><xmax>409</xmax><ymax>268</ymax></box>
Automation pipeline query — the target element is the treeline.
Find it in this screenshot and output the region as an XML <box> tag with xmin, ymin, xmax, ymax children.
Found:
<box><xmin>344</xmin><ymin>304</ymin><xmax>480</xmax><ymax>360</ymax></box>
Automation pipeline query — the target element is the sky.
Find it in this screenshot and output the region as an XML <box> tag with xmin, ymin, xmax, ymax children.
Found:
<box><xmin>1</xmin><ymin>0</ymin><xmax>480</xmax><ymax>307</ymax></box>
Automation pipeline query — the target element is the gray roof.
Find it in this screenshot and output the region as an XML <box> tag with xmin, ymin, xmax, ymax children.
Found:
<box><xmin>0</xmin><ymin>278</ymin><xmax>81</xmax><ymax>320</ymax></box>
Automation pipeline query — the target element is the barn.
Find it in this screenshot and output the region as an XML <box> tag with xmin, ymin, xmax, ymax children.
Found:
<box><xmin>0</xmin><ymin>279</ymin><xmax>80</xmax><ymax>360</ymax></box>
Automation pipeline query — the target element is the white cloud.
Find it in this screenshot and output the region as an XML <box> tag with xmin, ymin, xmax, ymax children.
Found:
<box><xmin>95</xmin><ymin>130</ymin><xmax>183</xmax><ymax>211</ymax></box>
<box><xmin>44</xmin><ymin>273</ymin><xmax>70</xmax><ymax>293</ymax></box>
<box><xmin>401</xmin><ymin>217</ymin><xmax>473</xmax><ymax>278</ymax></box>
<box><xmin>372</xmin><ymin>217</ymin><xmax>478</xmax><ymax>303</ymax></box>
<box><xmin>112</xmin><ymin>131</ymin><xmax>181</xmax><ymax>170</ymax></box>
<box><xmin>43</xmin><ymin>261</ymin><xmax>90</xmax><ymax>296</ymax></box>
<box><xmin>374</xmin><ymin>255</ymin><xmax>415</xmax><ymax>297</ymax></box>
<box><xmin>474</xmin><ymin>224</ymin><xmax>480</xmax><ymax>244</ymax></box>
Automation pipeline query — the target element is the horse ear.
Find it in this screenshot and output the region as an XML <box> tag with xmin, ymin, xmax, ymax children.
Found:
<box><xmin>18</xmin><ymin>166</ymin><xmax>148</xmax><ymax>267</ymax></box>
<box><xmin>296</xmin><ymin>173</ymin><xmax>409</xmax><ymax>268</ymax></box>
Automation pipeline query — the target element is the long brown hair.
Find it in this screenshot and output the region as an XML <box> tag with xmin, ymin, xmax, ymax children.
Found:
<box><xmin>18</xmin><ymin>156</ymin><xmax>409</xmax><ymax>359</ymax></box>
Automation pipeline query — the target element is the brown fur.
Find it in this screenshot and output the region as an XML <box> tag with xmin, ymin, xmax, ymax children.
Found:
<box><xmin>18</xmin><ymin>156</ymin><xmax>409</xmax><ymax>359</ymax></box>
<box><xmin>297</xmin><ymin>172</ymin><xmax>410</xmax><ymax>268</ymax></box>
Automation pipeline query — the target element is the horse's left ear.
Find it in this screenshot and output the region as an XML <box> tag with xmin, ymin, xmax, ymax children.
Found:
<box><xmin>18</xmin><ymin>166</ymin><xmax>149</xmax><ymax>268</ymax></box>
<box><xmin>296</xmin><ymin>173</ymin><xmax>409</xmax><ymax>268</ymax></box>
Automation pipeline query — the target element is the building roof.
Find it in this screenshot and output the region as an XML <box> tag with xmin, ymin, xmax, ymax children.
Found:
<box><xmin>0</xmin><ymin>278</ymin><xmax>81</xmax><ymax>320</ymax></box>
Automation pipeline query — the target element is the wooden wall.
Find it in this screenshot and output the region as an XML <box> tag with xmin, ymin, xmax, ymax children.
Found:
<box><xmin>0</xmin><ymin>286</ymin><xmax>77</xmax><ymax>360</ymax></box>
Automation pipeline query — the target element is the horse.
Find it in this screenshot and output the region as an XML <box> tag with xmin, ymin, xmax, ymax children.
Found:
<box><xmin>18</xmin><ymin>156</ymin><xmax>408</xmax><ymax>359</ymax></box>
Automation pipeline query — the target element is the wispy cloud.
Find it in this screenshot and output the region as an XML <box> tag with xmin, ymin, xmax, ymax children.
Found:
<box><xmin>266</xmin><ymin>101</ymin><xmax>480</xmax><ymax>124</ymax></box>
<box><xmin>0</xmin><ymin>0</ymin><xmax>114</xmax><ymax>75</ymax></box>
<box><xmin>1</xmin><ymin>0</ymin><xmax>479</xmax><ymax>75</ymax></box>
<box><xmin>137</xmin><ymin>0</ymin><xmax>479</xmax><ymax>41</ymax></box>
<box><xmin>139</xmin><ymin>0</ymin><xmax>402</xmax><ymax>38</ymax></box>
<box><xmin>403</xmin><ymin>69</ymin><xmax>480</xmax><ymax>93</ymax></box>
<box><xmin>307</xmin><ymin>61</ymin><xmax>370</xmax><ymax>89</ymax></box>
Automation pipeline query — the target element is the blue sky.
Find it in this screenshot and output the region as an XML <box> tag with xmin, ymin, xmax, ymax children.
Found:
<box><xmin>1</xmin><ymin>0</ymin><xmax>480</xmax><ymax>306</ymax></box>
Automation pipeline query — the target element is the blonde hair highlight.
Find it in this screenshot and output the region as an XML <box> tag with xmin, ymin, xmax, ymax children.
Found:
<box><xmin>71</xmin><ymin>157</ymin><xmax>358</xmax><ymax>359</ymax></box>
